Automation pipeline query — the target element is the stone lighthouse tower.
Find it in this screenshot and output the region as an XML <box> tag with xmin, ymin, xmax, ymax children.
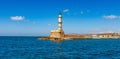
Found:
<box><xmin>58</xmin><ymin>13</ymin><xmax>63</xmax><ymax>31</ymax></box>
<box><xmin>50</xmin><ymin>13</ymin><xmax>64</xmax><ymax>39</ymax></box>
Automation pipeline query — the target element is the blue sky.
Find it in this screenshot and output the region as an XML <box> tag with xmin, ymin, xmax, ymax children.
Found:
<box><xmin>0</xmin><ymin>0</ymin><xmax>120</xmax><ymax>36</ymax></box>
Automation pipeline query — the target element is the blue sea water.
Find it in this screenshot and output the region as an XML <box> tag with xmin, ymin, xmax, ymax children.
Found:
<box><xmin>0</xmin><ymin>37</ymin><xmax>120</xmax><ymax>59</ymax></box>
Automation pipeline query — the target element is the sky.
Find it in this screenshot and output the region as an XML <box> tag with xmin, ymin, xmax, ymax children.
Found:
<box><xmin>0</xmin><ymin>0</ymin><xmax>120</xmax><ymax>36</ymax></box>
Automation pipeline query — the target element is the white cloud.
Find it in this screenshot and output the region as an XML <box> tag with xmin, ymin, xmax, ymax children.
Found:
<box><xmin>80</xmin><ymin>11</ymin><xmax>84</xmax><ymax>14</ymax></box>
<box><xmin>48</xmin><ymin>24</ymin><xmax>52</xmax><ymax>27</ymax></box>
<box><xmin>10</xmin><ymin>16</ymin><xmax>24</xmax><ymax>21</ymax></box>
<box><xmin>103</xmin><ymin>15</ymin><xmax>120</xmax><ymax>19</ymax></box>
<box><xmin>63</xmin><ymin>9</ymin><xmax>69</xmax><ymax>13</ymax></box>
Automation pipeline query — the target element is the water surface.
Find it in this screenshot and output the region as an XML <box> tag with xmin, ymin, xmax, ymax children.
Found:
<box><xmin>0</xmin><ymin>36</ymin><xmax>120</xmax><ymax>59</ymax></box>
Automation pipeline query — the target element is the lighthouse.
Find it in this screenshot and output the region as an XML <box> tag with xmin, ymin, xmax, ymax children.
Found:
<box><xmin>58</xmin><ymin>13</ymin><xmax>63</xmax><ymax>31</ymax></box>
<box><xmin>50</xmin><ymin>13</ymin><xmax>64</xmax><ymax>39</ymax></box>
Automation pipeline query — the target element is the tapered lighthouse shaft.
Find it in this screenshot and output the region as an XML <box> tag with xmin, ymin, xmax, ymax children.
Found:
<box><xmin>58</xmin><ymin>13</ymin><xmax>62</xmax><ymax>30</ymax></box>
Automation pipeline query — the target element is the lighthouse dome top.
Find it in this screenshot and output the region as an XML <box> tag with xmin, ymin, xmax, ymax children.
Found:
<box><xmin>58</xmin><ymin>13</ymin><xmax>62</xmax><ymax>17</ymax></box>
<box><xmin>59</xmin><ymin>12</ymin><xmax>62</xmax><ymax>15</ymax></box>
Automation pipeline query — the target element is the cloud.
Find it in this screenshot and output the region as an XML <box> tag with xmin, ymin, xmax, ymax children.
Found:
<box><xmin>63</xmin><ymin>9</ymin><xmax>69</xmax><ymax>13</ymax></box>
<box><xmin>80</xmin><ymin>10</ymin><xmax>90</xmax><ymax>14</ymax></box>
<box><xmin>10</xmin><ymin>16</ymin><xmax>24</xmax><ymax>21</ymax></box>
<box><xmin>80</xmin><ymin>11</ymin><xmax>84</xmax><ymax>14</ymax></box>
<box><xmin>103</xmin><ymin>15</ymin><xmax>120</xmax><ymax>19</ymax></box>
<box><xmin>48</xmin><ymin>24</ymin><xmax>52</xmax><ymax>27</ymax></box>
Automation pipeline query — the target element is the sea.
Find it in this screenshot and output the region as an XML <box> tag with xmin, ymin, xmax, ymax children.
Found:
<box><xmin>0</xmin><ymin>36</ymin><xmax>120</xmax><ymax>59</ymax></box>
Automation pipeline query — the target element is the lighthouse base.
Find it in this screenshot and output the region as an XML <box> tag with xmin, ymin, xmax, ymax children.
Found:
<box><xmin>50</xmin><ymin>30</ymin><xmax>64</xmax><ymax>39</ymax></box>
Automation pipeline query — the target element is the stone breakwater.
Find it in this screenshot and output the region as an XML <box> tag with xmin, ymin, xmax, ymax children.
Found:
<box><xmin>39</xmin><ymin>33</ymin><xmax>120</xmax><ymax>40</ymax></box>
<box><xmin>38</xmin><ymin>35</ymin><xmax>91</xmax><ymax>40</ymax></box>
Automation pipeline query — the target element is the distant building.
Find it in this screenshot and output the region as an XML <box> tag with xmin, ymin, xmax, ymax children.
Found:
<box><xmin>92</xmin><ymin>33</ymin><xmax>120</xmax><ymax>38</ymax></box>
